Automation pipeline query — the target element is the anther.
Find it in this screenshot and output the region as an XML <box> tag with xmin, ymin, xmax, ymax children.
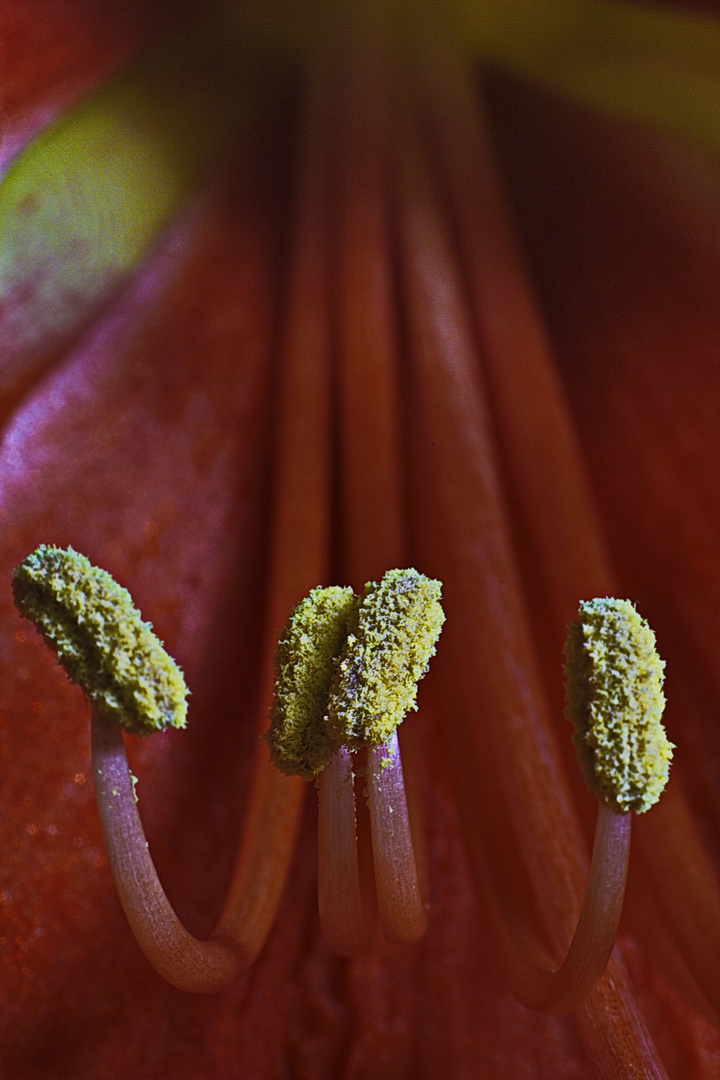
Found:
<box><xmin>565</xmin><ymin>597</ymin><xmax>672</xmax><ymax>814</ymax></box>
<box><xmin>497</xmin><ymin>597</ymin><xmax>672</xmax><ymax>1011</ymax></box>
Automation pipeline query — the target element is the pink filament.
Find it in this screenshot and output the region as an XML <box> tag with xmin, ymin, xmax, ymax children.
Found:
<box><xmin>495</xmin><ymin>804</ymin><xmax>631</xmax><ymax>1011</ymax></box>
<box><xmin>317</xmin><ymin>746</ymin><xmax>368</xmax><ymax>955</ymax></box>
<box><xmin>326</xmin><ymin>17</ymin><xmax>427</xmax><ymax>951</ymax></box>
<box><xmin>92</xmin><ymin>708</ymin><xmax>239</xmax><ymax>993</ymax></box>
<box><xmin>366</xmin><ymin>731</ymin><xmax>428</xmax><ymax>944</ymax></box>
<box><xmin>394</xmin><ymin>65</ymin><xmax>657</xmax><ymax>1057</ymax></box>
<box><xmin>94</xmin><ymin>52</ymin><xmax>336</xmax><ymax>987</ymax></box>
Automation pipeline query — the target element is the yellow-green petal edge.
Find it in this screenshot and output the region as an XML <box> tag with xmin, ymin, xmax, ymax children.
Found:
<box><xmin>451</xmin><ymin>0</ymin><xmax>720</xmax><ymax>158</ymax></box>
<box><xmin>0</xmin><ymin>16</ymin><xmax>272</xmax><ymax>367</ymax></box>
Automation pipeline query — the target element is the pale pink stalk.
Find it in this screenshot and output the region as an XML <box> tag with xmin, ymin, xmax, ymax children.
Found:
<box><xmin>317</xmin><ymin>746</ymin><xmax>368</xmax><ymax>955</ymax></box>
<box><xmin>366</xmin><ymin>731</ymin><xmax>427</xmax><ymax>944</ymax></box>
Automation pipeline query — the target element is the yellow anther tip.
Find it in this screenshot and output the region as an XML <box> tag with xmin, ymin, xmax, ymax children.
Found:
<box><xmin>564</xmin><ymin>597</ymin><xmax>673</xmax><ymax>814</ymax></box>
<box><xmin>12</xmin><ymin>545</ymin><xmax>188</xmax><ymax>736</ymax></box>
<box><xmin>265</xmin><ymin>585</ymin><xmax>355</xmax><ymax>780</ymax></box>
<box><xmin>327</xmin><ymin>568</ymin><xmax>445</xmax><ymax>751</ymax></box>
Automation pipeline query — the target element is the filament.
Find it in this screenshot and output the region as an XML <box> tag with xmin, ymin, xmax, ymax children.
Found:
<box><xmin>495</xmin><ymin>804</ymin><xmax>631</xmax><ymax>1012</ymax></box>
<box><xmin>214</xmin><ymin>50</ymin><xmax>335</xmax><ymax>967</ymax></box>
<box><xmin>421</xmin><ymin>35</ymin><xmax>720</xmax><ymax>1025</ymax></box>
<box><xmin>93</xmin><ymin>45</ymin><xmax>337</xmax><ymax>988</ymax></box>
<box><xmin>394</xmin><ymin>60</ymin><xmax>660</xmax><ymax>1071</ymax></box>
<box><xmin>327</xmin><ymin>10</ymin><xmax>427</xmax><ymax>948</ymax></box>
<box><xmin>317</xmin><ymin>746</ymin><xmax>368</xmax><ymax>955</ymax></box>
<box><xmin>92</xmin><ymin>708</ymin><xmax>239</xmax><ymax>993</ymax></box>
<box><xmin>366</xmin><ymin>731</ymin><xmax>428</xmax><ymax>944</ymax></box>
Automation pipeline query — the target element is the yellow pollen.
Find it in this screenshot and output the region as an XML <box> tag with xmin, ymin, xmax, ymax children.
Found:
<box><xmin>327</xmin><ymin>569</ymin><xmax>445</xmax><ymax>751</ymax></box>
<box><xmin>265</xmin><ymin>586</ymin><xmax>355</xmax><ymax>780</ymax></box>
<box><xmin>12</xmin><ymin>545</ymin><xmax>188</xmax><ymax>736</ymax></box>
<box><xmin>564</xmin><ymin>597</ymin><xmax>673</xmax><ymax>814</ymax></box>
<box><xmin>266</xmin><ymin>570</ymin><xmax>445</xmax><ymax>779</ymax></box>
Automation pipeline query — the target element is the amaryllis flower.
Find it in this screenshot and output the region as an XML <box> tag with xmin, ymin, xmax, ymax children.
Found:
<box><xmin>1</xmin><ymin>1</ymin><xmax>720</xmax><ymax>1076</ymax></box>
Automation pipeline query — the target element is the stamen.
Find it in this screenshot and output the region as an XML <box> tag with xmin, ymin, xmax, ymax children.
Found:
<box><xmin>268</xmin><ymin>568</ymin><xmax>443</xmax><ymax>949</ymax></box>
<box><xmin>393</xmin><ymin>76</ymin><xmax>663</xmax><ymax>1032</ymax></box>
<box><xmin>327</xmin><ymin>569</ymin><xmax>443</xmax><ymax>944</ymax></box>
<box><xmin>11</xmin><ymin>85</ymin><xmax>337</xmax><ymax>981</ymax></box>
<box><xmin>265</xmin><ymin>584</ymin><xmax>369</xmax><ymax>954</ymax></box>
<box><xmin>415</xmin><ymin>37</ymin><xmax>720</xmax><ymax>1024</ymax></box>
<box><xmin>325</xmin><ymin>12</ymin><xmax>432</xmax><ymax>954</ymax></box>
<box><xmin>14</xmin><ymin>545</ymin><xmax>241</xmax><ymax>992</ymax></box>
<box><xmin>487</xmin><ymin>799</ymin><xmax>632</xmax><ymax>1013</ymax></box>
<box><xmin>494</xmin><ymin>597</ymin><xmax>670</xmax><ymax>1012</ymax></box>
<box><xmin>485</xmin><ymin>596</ymin><xmax>672</xmax><ymax>1011</ymax></box>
